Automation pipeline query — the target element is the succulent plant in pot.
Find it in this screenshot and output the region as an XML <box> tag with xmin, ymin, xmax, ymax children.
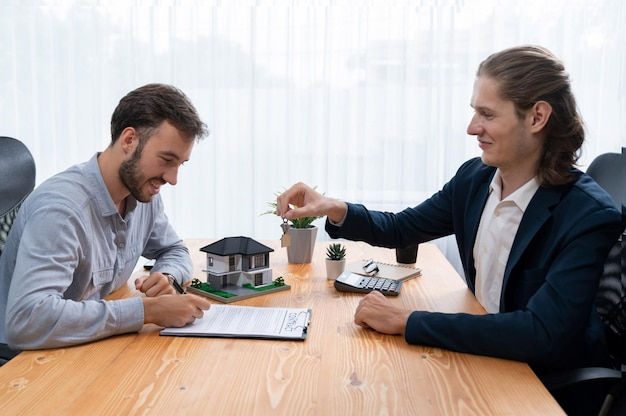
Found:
<box><xmin>326</xmin><ymin>243</ymin><xmax>346</xmax><ymax>261</ymax></box>
<box><xmin>325</xmin><ymin>242</ymin><xmax>346</xmax><ymax>280</ymax></box>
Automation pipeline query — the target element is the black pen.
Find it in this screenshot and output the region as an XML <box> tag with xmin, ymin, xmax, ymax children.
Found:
<box><xmin>164</xmin><ymin>273</ymin><xmax>186</xmax><ymax>294</ymax></box>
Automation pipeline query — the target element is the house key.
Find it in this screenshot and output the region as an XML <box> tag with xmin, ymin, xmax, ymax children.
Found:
<box><xmin>280</xmin><ymin>219</ymin><xmax>291</xmax><ymax>248</ymax></box>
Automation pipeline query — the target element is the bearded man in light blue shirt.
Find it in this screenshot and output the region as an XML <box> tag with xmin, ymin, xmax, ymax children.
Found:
<box><xmin>0</xmin><ymin>83</ymin><xmax>212</xmax><ymax>359</ymax></box>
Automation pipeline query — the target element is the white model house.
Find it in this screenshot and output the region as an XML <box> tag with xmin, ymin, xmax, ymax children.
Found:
<box><xmin>200</xmin><ymin>236</ymin><xmax>274</xmax><ymax>288</ymax></box>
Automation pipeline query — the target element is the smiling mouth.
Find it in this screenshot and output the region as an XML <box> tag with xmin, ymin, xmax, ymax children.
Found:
<box><xmin>149</xmin><ymin>179</ymin><xmax>165</xmax><ymax>194</ymax></box>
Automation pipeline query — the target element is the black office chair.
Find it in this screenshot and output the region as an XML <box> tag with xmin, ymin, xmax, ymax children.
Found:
<box><xmin>0</xmin><ymin>136</ymin><xmax>35</xmax><ymax>365</ymax></box>
<box><xmin>0</xmin><ymin>136</ymin><xmax>36</xmax><ymax>256</ymax></box>
<box><xmin>540</xmin><ymin>148</ymin><xmax>626</xmax><ymax>416</ymax></box>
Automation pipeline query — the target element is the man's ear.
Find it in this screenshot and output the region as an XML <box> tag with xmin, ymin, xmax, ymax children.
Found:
<box><xmin>118</xmin><ymin>127</ymin><xmax>137</xmax><ymax>154</ymax></box>
<box><xmin>529</xmin><ymin>101</ymin><xmax>552</xmax><ymax>133</ymax></box>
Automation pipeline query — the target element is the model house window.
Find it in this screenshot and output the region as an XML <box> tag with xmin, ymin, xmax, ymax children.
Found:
<box><xmin>254</xmin><ymin>273</ymin><xmax>263</xmax><ymax>286</ymax></box>
<box><xmin>253</xmin><ymin>254</ymin><xmax>266</xmax><ymax>268</ymax></box>
<box><xmin>208</xmin><ymin>257</ymin><xmax>213</xmax><ymax>267</ymax></box>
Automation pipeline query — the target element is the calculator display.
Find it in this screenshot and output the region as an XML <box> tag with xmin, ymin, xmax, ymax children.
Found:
<box><xmin>341</xmin><ymin>273</ymin><xmax>364</xmax><ymax>286</ymax></box>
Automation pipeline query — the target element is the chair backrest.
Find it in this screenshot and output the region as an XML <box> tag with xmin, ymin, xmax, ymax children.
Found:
<box><xmin>587</xmin><ymin>148</ymin><xmax>626</xmax><ymax>363</ymax></box>
<box><xmin>0</xmin><ymin>136</ymin><xmax>36</xmax><ymax>255</ymax></box>
<box><xmin>587</xmin><ymin>148</ymin><xmax>626</xmax><ymax>209</ymax></box>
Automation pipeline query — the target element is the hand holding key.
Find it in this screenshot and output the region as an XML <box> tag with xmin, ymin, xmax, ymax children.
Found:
<box><xmin>275</xmin><ymin>182</ymin><xmax>348</xmax><ymax>225</ymax></box>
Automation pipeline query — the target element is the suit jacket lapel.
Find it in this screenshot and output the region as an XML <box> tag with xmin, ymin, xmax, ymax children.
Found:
<box><xmin>500</xmin><ymin>185</ymin><xmax>564</xmax><ymax>306</ymax></box>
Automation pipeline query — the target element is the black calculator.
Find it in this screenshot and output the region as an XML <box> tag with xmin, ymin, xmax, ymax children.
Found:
<box><xmin>334</xmin><ymin>271</ymin><xmax>402</xmax><ymax>296</ymax></box>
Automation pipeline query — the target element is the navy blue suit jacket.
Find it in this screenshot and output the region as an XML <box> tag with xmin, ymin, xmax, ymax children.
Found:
<box><xmin>327</xmin><ymin>158</ymin><xmax>624</xmax><ymax>374</ymax></box>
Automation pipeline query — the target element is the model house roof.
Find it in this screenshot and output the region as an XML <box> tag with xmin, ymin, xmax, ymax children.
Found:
<box><xmin>200</xmin><ymin>236</ymin><xmax>274</xmax><ymax>256</ymax></box>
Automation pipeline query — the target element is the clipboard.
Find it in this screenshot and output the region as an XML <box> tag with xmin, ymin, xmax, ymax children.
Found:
<box><xmin>346</xmin><ymin>259</ymin><xmax>421</xmax><ymax>282</ymax></box>
<box><xmin>160</xmin><ymin>305</ymin><xmax>311</xmax><ymax>341</ymax></box>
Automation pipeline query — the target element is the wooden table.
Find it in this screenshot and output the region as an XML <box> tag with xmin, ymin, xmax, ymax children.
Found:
<box><xmin>0</xmin><ymin>240</ymin><xmax>564</xmax><ymax>415</ymax></box>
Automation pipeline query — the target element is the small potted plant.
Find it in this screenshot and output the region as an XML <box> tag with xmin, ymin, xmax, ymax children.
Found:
<box><xmin>263</xmin><ymin>188</ymin><xmax>323</xmax><ymax>264</ymax></box>
<box><xmin>325</xmin><ymin>242</ymin><xmax>346</xmax><ymax>280</ymax></box>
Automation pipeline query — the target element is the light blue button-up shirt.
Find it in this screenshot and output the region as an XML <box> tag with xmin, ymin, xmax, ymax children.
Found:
<box><xmin>0</xmin><ymin>153</ymin><xmax>192</xmax><ymax>349</ymax></box>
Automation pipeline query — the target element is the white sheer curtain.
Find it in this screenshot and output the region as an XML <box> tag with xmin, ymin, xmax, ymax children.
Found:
<box><xmin>1</xmin><ymin>0</ymin><xmax>625</xmax><ymax>271</ymax></box>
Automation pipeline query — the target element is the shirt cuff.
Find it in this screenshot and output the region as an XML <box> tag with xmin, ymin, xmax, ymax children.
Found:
<box><xmin>328</xmin><ymin>208</ymin><xmax>348</xmax><ymax>227</ymax></box>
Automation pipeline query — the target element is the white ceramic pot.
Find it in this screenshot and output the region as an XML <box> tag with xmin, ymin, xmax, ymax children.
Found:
<box><xmin>286</xmin><ymin>226</ymin><xmax>318</xmax><ymax>264</ymax></box>
<box><xmin>325</xmin><ymin>258</ymin><xmax>346</xmax><ymax>280</ymax></box>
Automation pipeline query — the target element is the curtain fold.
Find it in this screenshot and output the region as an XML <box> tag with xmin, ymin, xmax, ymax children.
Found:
<box><xmin>1</xmin><ymin>1</ymin><xmax>624</xmax><ymax>252</ymax></box>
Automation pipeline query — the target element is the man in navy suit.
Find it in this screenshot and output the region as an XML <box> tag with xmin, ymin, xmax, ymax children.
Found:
<box><xmin>276</xmin><ymin>45</ymin><xmax>624</xmax><ymax>415</ymax></box>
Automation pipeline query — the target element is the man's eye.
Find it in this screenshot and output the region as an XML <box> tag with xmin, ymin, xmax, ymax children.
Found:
<box><xmin>161</xmin><ymin>157</ymin><xmax>175</xmax><ymax>165</ymax></box>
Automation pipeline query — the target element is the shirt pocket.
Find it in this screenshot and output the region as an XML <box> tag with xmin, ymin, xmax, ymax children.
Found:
<box><xmin>92</xmin><ymin>268</ymin><xmax>115</xmax><ymax>291</ymax></box>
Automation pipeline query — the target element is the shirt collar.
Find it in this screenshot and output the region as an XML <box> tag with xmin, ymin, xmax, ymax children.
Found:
<box><xmin>489</xmin><ymin>169</ymin><xmax>540</xmax><ymax>212</ymax></box>
<box><xmin>85</xmin><ymin>153</ymin><xmax>138</xmax><ymax>218</ymax></box>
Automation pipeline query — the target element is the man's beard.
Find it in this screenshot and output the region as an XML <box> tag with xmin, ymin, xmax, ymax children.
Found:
<box><xmin>119</xmin><ymin>148</ymin><xmax>155</xmax><ymax>203</ymax></box>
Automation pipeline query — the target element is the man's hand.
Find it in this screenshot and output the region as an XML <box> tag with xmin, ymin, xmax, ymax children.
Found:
<box><xmin>142</xmin><ymin>294</ymin><xmax>212</xmax><ymax>327</ymax></box>
<box><xmin>354</xmin><ymin>291</ymin><xmax>411</xmax><ymax>335</ymax></box>
<box><xmin>276</xmin><ymin>182</ymin><xmax>348</xmax><ymax>224</ymax></box>
<box><xmin>135</xmin><ymin>272</ymin><xmax>176</xmax><ymax>297</ymax></box>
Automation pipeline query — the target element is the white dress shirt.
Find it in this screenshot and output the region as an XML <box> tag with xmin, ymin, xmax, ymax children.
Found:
<box><xmin>473</xmin><ymin>170</ymin><xmax>539</xmax><ymax>313</ymax></box>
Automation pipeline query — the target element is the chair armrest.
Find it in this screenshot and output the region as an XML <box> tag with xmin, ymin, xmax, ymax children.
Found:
<box><xmin>540</xmin><ymin>367</ymin><xmax>622</xmax><ymax>391</ymax></box>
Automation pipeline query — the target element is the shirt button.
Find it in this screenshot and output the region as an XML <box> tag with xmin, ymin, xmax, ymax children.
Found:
<box><xmin>119</xmin><ymin>243</ymin><xmax>125</xmax><ymax>248</ymax></box>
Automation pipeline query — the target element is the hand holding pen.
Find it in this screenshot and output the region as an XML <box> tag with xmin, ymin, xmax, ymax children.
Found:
<box><xmin>164</xmin><ymin>273</ymin><xmax>186</xmax><ymax>294</ymax></box>
<box><xmin>135</xmin><ymin>272</ymin><xmax>185</xmax><ymax>296</ymax></box>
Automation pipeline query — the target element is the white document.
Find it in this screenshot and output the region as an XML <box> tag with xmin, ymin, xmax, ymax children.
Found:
<box><xmin>160</xmin><ymin>304</ymin><xmax>311</xmax><ymax>340</ymax></box>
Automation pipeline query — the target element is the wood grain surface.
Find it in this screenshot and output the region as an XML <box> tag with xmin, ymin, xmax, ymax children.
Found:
<box><xmin>0</xmin><ymin>240</ymin><xmax>564</xmax><ymax>415</ymax></box>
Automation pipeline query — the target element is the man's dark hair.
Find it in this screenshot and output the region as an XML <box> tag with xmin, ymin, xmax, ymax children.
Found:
<box><xmin>477</xmin><ymin>45</ymin><xmax>584</xmax><ymax>186</ymax></box>
<box><xmin>110</xmin><ymin>83</ymin><xmax>208</xmax><ymax>144</ymax></box>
